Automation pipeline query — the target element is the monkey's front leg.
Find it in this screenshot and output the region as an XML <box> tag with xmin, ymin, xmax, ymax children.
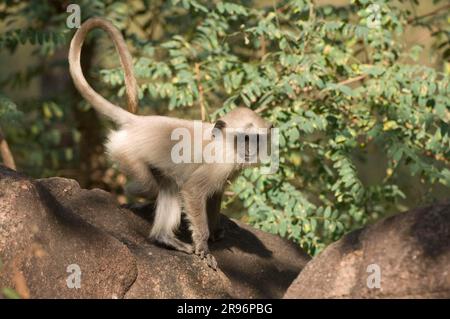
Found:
<box><xmin>181</xmin><ymin>188</ymin><xmax>218</xmax><ymax>270</ymax></box>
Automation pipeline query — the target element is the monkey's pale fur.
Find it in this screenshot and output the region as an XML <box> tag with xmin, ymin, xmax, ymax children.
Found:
<box><xmin>69</xmin><ymin>17</ymin><xmax>271</xmax><ymax>269</ymax></box>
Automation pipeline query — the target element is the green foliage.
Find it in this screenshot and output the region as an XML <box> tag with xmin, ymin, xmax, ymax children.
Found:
<box><xmin>1</xmin><ymin>287</ymin><xmax>21</xmax><ymax>299</ymax></box>
<box><xmin>0</xmin><ymin>258</ymin><xmax>20</xmax><ymax>299</ymax></box>
<box><xmin>0</xmin><ymin>94</ymin><xmax>21</xmax><ymax>122</ymax></box>
<box><xmin>1</xmin><ymin>0</ymin><xmax>449</xmax><ymax>255</ymax></box>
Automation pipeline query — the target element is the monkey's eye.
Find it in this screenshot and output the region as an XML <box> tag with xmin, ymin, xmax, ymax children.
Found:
<box><xmin>214</xmin><ymin>120</ymin><xmax>226</xmax><ymax>130</ymax></box>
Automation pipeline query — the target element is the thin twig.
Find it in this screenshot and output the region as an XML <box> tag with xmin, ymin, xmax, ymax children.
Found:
<box><xmin>336</xmin><ymin>74</ymin><xmax>367</xmax><ymax>86</ymax></box>
<box><xmin>0</xmin><ymin>126</ymin><xmax>16</xmax><ymax>170</ymax></box>
<box><xmin>407</xmin><ymin>4</ymin><xmax>450</xmax><ymax>23</ymax></box>
<box><xmin>194</xmin><ymin>63</ymin><xmax>206</xmax><ymax>121</ymax></box>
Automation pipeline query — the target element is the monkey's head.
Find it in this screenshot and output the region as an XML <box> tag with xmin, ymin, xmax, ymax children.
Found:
<box><xmin>213</xmin><ymin>107</ymin><xmax>274</xmax><ymax>167</ymax></box>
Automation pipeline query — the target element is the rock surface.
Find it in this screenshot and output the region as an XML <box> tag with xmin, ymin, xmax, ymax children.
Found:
<box><xmin>0</xmin><ymin>165</ymin><xmax>310</xmax><ymax>298</ymax></box>
<box><xmin>284</xmin><ymin>202</ymin><xmax>450</xmax><ymax>298</ymax></box>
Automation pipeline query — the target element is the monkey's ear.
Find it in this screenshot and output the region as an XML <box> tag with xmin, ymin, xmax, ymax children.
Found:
<box><xmin>214</xmin><ymin>119</ymin><xmax>226</xmax><ymax>130</ymax></box>
<box><xmin>212</xmin><ymin>119</ymin><xmax>226</xmax><ymax>138</ymax></box>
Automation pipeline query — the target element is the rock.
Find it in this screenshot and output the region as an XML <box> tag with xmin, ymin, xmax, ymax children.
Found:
<box><xmin>0</xmin><ymin>165</ymin><xmax>309</xmax><ymax>298</ymax></box>
<box><xmin>0</xmin><ymin>168</ymin><xmax>136</xmax><ymax>298</ymax></box>
<box><xmin>284</xmin><ymin>202</ymin><xmax>450</xmax><ymax>298</ymax></box>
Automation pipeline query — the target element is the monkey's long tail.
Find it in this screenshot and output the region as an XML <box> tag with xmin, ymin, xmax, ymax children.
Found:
<box><xmin>69</xmin><ymin>17</ymin><xmax>138</xmax><ymax>125</ymax></box>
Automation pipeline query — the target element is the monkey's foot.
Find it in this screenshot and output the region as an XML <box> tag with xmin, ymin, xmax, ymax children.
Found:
<box><xmin>205</xmin><ymin>254</ymin><xmax>218</xmax><ymax>270</ymax></box>
<box><xmin>153</xmin><ymin>234</ymin><xmax>194</xmax><ymax>255</ymax></box>
<box><xmin>198</xmin><ymin>252</ymin><xmax>218</xmax><ymax>270</ymax></box>
<box><xmin>195</xmin><ymin>247</ymin><xmax>218</xmax><ymax>270</ymax></box>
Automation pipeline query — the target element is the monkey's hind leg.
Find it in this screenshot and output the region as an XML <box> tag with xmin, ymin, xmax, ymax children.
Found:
<box><xmin>110</xmin><ymin>148</ymin><xmax>160</xmax><ymax>199</ymax></box>
<box><xmin>149</xmin><ymin>183</ymin><xmax>193</xmax><ymax>255</ymax></box>
<box><xmin>125</xmin><ymin>180</ymin><xmax>156</xmax><ymax>199</ymax></box>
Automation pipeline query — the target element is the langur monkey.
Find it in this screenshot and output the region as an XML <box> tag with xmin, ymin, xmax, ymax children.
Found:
<box><xmin>69</xmin><ymin>17</ymin><xmax>272</xmax><ymax>269</ymax></box>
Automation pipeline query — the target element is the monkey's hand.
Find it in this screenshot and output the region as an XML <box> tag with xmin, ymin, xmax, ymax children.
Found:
<box><xmin>195</xmin><ymin>242</ymin><xmax>218</xmax><ymax>270</ymax></box>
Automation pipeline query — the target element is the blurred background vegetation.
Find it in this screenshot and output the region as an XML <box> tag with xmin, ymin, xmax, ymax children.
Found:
<box><xmin>0</xmin><ymin>0</ymin><xmax>449</xmax><ymax>255</ymax></box>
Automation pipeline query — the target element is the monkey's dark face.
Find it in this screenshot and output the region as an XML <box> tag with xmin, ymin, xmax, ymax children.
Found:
<box><xmin>235</xmin><ymin>131</ymin><xmax>268</xmax><ymax>165</ymax></box>
<box><xmin>215</xmin><ymin>107</ymin><xmax>271</xmax><ymax>131</ymax></box>
<box><xmin>213</xmin><ymin>107</ymin><xmax>273</xmax><ymax>166</ymax></box>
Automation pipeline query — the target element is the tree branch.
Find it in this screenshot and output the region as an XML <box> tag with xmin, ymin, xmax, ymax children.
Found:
<box><xmin>195</xmin><ymin>63</ymin><xmax>206</xmax><ymax>121</ymax></box>
<box><xmin>0</xmin><ymin>126</ymin><xmax>16</xmax><ymax>170</ymax></box>
<box><xmin>407</xmin><ymin>4</ymin><xmax>450</xmax><ymax>23</ymax></box>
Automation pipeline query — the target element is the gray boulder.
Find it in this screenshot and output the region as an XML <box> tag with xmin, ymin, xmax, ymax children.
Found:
<box><xmin>0</xmin><ymin>165</ymin><xmax>309</xmax><ymax>298</ymax></box>
<box><xmin>284</xmin><ymin>202</ymin><xmax>450</xmax><ymax>298</ymax></box>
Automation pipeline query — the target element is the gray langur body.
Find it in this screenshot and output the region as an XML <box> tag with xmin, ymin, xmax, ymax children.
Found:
<box><xmin>69</xmin><ymin>18</ymin><xmax>271</xmax><ymax>269</ymax></box>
